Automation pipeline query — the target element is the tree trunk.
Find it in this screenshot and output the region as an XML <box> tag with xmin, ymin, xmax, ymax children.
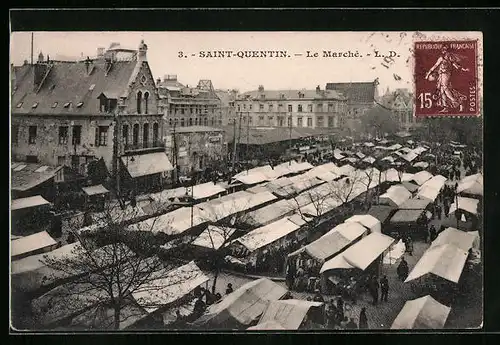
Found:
<box><xmin>113</xmin><ymin>304</ymin><xmax>121</xmax><ymax>330</ymax></box>
<box><xmin>212</xmin><ymin>268</ymin><xmax>219</xmax><ymax>294</ymax></box>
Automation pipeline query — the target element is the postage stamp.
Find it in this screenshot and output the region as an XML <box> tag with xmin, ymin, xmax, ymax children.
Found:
<box><xmin>414</xmin><ymin>40</ymin><xmax>480</xmax><ymax>117</ymax></box>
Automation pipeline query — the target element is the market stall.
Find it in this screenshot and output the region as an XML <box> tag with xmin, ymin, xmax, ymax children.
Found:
<box><xmin>252</xmin><ymin>299</ymin><xmax>324</xmax><ymax>330</ymax></box>
<box><xmin>11</xmin><ymin>231</ymin><xmax>58</xmax><ymax>261</ymax></box>
<box><xmin>319</xmin><ymin>232</ymin><xmax>394</xmax><ymax>299</ymax></box>
<box><xmin>391</xmin><ymin>295</ymin><xmax>451</xmax><ymax>329</ymax></box>
<box><xmin>379</xmin><ymin>185</ymin><xmax>412</xmax><ymax>208</ymax></box>
<box><xmin>344</xmin><ymin>214</ymin><xmax>381</xmax><ymax>233</ymax></box>
<box><xmin>192</xmin><ymin>278</ymin><xmax>287</xmax><ymax>329</ymax></box>
<box><xmin>82</xmin><ymin>184</ymin><xmax>110</xmax><ymax>212</ymax></box>
<box><xmin>11</xmin><ymin>195</ymin><xmax>53</xmax><ymax>236</ymax></box>
<box><xmin>456</xmin><ymin>173</ymin><xmax>483</xmax><ymax>197</ymax></box>
<box><xmin>388</xmin><ymin>208</ymin><xmax>429</xmax><ymax>239</ymax></box>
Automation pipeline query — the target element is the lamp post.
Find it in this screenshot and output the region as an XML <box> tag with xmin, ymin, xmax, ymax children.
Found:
<box><xmin>288</xmin><ymin>112</ymin><xmax>292</xmax><ymax>165</ymax></box>
<box><xmin>185</xmin><ymin>170</ymin><xmax>195</xmax><ymax>229</ymax></box>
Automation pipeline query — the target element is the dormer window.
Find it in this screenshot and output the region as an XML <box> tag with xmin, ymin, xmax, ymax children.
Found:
<box><xmin>260</xmin><ymin>94</ymin><xmax>265</xmax><ymax>100</ymax></box>
<box><xmin>32</xmin><ymin>102</ymin><xmax>39</xmax><ymax>109</ymax></box>
<box><xmin>52</xmin><ymin>102</ymin><xmax>58</xmax><ymax>108</ymax></box>
<box><xmin>64</xmin><ymin>102</ymin><xmax>71</xmax><ymax>108</ymax></box>
<box><xmin>16</xmin><ymin>102</ymin><xmax>23</xmax><ymax>108</ymax></box>
<box><xmin>89</xmin><ymin>84</ymin><xmax>95</xmax><ymax>91</ymax></box>
<box><xmin>76</xmin><ymin>102</ymin><xmax>84</xmax><ymax>108</ymax></box>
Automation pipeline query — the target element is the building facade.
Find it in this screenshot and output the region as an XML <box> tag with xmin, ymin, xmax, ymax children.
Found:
<box><xmin>165</xmin><ymin>126</ymin><xmax>226</xmax><ymax>176</ymax></box>
<box><xmin>158</xmin><ymin>76</ymin><xmax>223</xmax><ymax>129</ymax></box>
<box><xmin>215</xmin><ymin>89</ymin><xmax>238</xmax><ymax>127</ymax></box>
<box><xmin>379</xmin><ymin>88</ymin><xmax>423</xmax><ymax>131</ymax></box>
<box><xmin>325</xmin><ymin>80</ymin><xmax>378</xmax><ymax>116</ymax></box>
<box><xmin>11</xmin><ymin>40</ymin><xmax>172</xmax><ymax>194</ymax></box>
<box><xmin>233</xmin><ymin>85</ymin><xmax>348</xmax><ymax>129</ymax></box>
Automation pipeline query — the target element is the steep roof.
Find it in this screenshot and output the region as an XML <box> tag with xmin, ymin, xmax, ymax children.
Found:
<box><xmin>239</xmin><ymin>89</ymin><xmax>345</xmax><ymax>101</ymax></box>
<box><xmin>11</xmin><ymin>59</ymin><xmax>138</xmax><ymax>116</ymax></box>
<box><xmin>325</xmin><ymin>82</ymin><xmax>376</xmax><ymax>103</ymax></box>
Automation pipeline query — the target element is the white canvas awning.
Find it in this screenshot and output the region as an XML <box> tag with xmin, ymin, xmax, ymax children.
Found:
<box><xmin>391</xmin><ymin>295</ymin><xmax>451</xmax><ymax>329</ymax></box>
<box><xmin>430</xmin><ymin>227</ymin><xmax>477</xmax><ymax>252</ymax></box>
<box><xmin>345</xmin><ymin>214</ymin><xmax>382</xmax><ymax>233</ymax></box>
<box><xmin>379</xmin><ymin>185</ymin><xmax>412</xmax><ymax>208</ymax></box>
<box><xmin>405</xmin><ymin>244</ymin><xmax>469</xmax><ymax>283</ymax></box>
<box><xmin>122</xmin><ymin>152</ymin><xmax>174</xmax><ymax>178</ymax></box>
<box><xmin>411</xmin><ymin>171</ymin><xmax>434</xmax><ymax>186</ymax></box>
<box><xmin>11</xmin><ymin>195</ymin><xmax>50</xmax><ymax>211</ymax></box>
<box><xmin>232</xmin><ymin>218</ymin><xmax>300</xmax><ymax>252</ymax></box>
<box><xmin>449</xmin><ymin>197</ymin><xmax>479</xmax><ymax>215</ymax></box>
<box><xmin>255</xmin><ymin>299</ymin><xmax>324</xmax><ymax>330</ymax></box>
<box><xmin>11</xmin><ymin>231</ymin><xmax>58</xmax><ymax>259</ymax></box>
<box><xmin>189</xmin><ymin>182</ymin><xmax>226</xmax><ymax>200</ymax></box>
<box><xmin>192</xmin><ymin>225</ymin><xmax>236</xmax><ymax>250</ymax></box>
<box><xmin>82</xmin><ymin>184</ymin><xmax>110</xmax><ymax>196</ymax></box>
<box><xmin>457</xmin><ymin>173</ymin><xmax>483</xmax><ymax>196</ymax></box>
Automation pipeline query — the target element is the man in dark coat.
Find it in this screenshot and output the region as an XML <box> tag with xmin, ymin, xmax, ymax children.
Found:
<box><xmin>397</xmin><ymin>257</ymin><xmax>409</xmax><ymax>281</ymax></box>
<box><xmin>380</xmin><ymin>275</ymin><xmax>389</xmax><ymax>302</ymax></box>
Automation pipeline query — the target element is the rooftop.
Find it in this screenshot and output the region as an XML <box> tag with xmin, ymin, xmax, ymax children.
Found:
<box><xmin>239</xmin><ymin>88</ymin><xmax>346</xmax><ymax>101</ymax></box>
<box><xmin>11</xmin><ymin>162</ymin><xmax>63</xmax><ymax>192</ymax></box>
<box><xmin>325</xmin><ymin>81</ymin><xmax>377</xmax><ymax>104</ymax></box>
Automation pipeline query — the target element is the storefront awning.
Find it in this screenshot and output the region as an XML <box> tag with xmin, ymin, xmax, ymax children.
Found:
<box><xmin>122</xmin><ymin>152</ymin><xmax>174</xmax><ymax>178</ymax></box>
<box><xmin>82</xmin><ymin>184</ymin><xmax>110</xmax><ymax>196</ymax></box>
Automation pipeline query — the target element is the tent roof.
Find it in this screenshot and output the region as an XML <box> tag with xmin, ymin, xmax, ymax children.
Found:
<box><xmin>391</xmin><ymin>295</ymin><xmax>451</xmax><ymax>329</ymax></box>
<box><xmin>405</xmin><ymin>244</ymin><xmax>469</xmax><ymax>283</ymax></box>
<box><xmin>11</xmin><ymin>231</ymin><xmax>57</xmax><ymax>258</ymax></box>
<box><xmin>420</xmin><ymin>175</ymin><xmax>447</xmax><ymax>192</ymax></box>
<box><xmin>344</xmin><ymin>214</ymin><xmax>381</xmax><ymax>232</ymax></box>
<box><xmin>390</xmin><ymin>209</ymin><xmax>425</xmax><ymax>223</ymax></box>
<box><xmin>248</xmin><ymin>320</ymin><xmax>286</xmax><ymax>330</ymax></box>
<box><xmin>81</xmin><ymin>184</ymin><xmax>109</xmax><ymax>196</ymax></box>
<box><xmin>411</xmin><ymin>171</ymin><xmax>433</xmax><ymax>186</ymax></box>
<box><xmin>379</xmin><ymin>185</ymin><xmax>412</xmax><ymax>207</ymax></box>
<box><xmin>189</xmin><ymin>182</ymin><xmax>227</xmax><ymax>200</ymax></box>
<box><xmin>233</xmin><ymin>218</ymin><xmax>300</xmax><ymax>252</ymax></box>
<box><xmin>431</xmin><ymin>227</ymin><xmax>477</xmax><ymax>252</ymax></box>
<box><xmin>367</xmin><ymin>205</ymin><xmax>396</xmax><ymax>223</ymax></box>
<box><xmin>191</xmin><ymin>225</ymin><xmax>237</xmax><ymax>250</ymax></box>
<box><xmin>449</xmin><ymin>197</ymin><xmax>479</xmax><ymax>215</ymax></box>
<box><xmin>399</xmin><ymin>198</ymin><xmax>431</xmax><ymax>210</ymax></box>
<box><xmin>11</xmin><ymin>195</ymin><xmax>51</xmax><ymax>211</ymax></box>
<box><xmin>194</xmin><ymin>278</ymin><xmax>287</xmax><ymax>328</ymax></box>
<box><xmin>257</xmin><ymin>299</ymin><xmax>324</xmax><ymax>329</ymax></box>
<box><xmin>401</xmin><ymin>181</ymin><xmax>420</xmax><ymax>193</ymax></box>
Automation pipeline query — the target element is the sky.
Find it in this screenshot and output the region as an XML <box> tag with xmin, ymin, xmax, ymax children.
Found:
<box><xmin>10</xmin><ymin>31</ymin><xmax>482</xmax><ymax>94</ymax></box>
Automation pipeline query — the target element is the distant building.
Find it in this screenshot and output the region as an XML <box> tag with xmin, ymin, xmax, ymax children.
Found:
<box><xmin>325</xmin><ymin>80</ymin><xmax>379</xmax><ymax>116</ymax></box>
<box><xmin>166</xmin><ymin>126</ymin><xmax>226</xmax><ymax>175</ymax></box>
<box><xmin>158</xmin><ymin>76</ymin><xmax>223</xmax><ymax>129</ymax></box>
<box><xmin>233</xmin><ymin>85</ymin><xmax>348</xmax><ymax>129</ymax></box>
<box><xmin>379</xmin><ymin>88</ymin><xmax>423</xmax><ymax>131</ymax></box>
<box><xmin>215</xmin><ymin>89</ymin><xmax>238</xmax><ymax>126</ymax></box>
<box><xmin>11</xmin><ymin>40</ymin><xmax>173</xmax><ymax>195</ymax></box>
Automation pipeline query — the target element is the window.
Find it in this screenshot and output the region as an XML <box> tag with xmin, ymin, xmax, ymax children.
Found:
<box><xmin>95</xmin><ymin>126</ymin><xmax>109</xmax><ymax>146</ymax></box>
<box><xmin>72</xmin><ymin>125</ymin><xmax>82</xmax><ymax>145</ymax></box>
<box><xmin>317</xmin><ymin>116</ymin><xmax>324</xmax><ymax>128</ymax></box>
<box><xmin>268</xmin><ymin>116</ymin><xmax>274</xmax><ymax>125</ymax></box>
<box><xmin>249</xmin><ymin>104</ymin><xmax>253</xmax><ymax>110</ymax></box>
<box><xmin>307</xmin><ymin>104</ymin><xmax>313</xmax><ymax>112</ymax></box>
<box><xmin>181</xmin><ymin>118</ymin><xmax>185</xmax><ymax>127</ymax></box>
<box><xmin>237</xmin><ymin>105</ymin><xmax>241</xmax><ymax>111</ymax></box>
<box><xmin>28</xmin><ymin>126</ymin><xmax>37</xmax><ymax>144</ymax></box>
<box><xmin>269</xmin><ymin>104</ymin><xmax>273</xmax><ymax>112</ymax></box>
<box><xmin>298</xmin><ymin>105</ymin><xmax>303</xmax><ymax>112</ymax></box>
<box><xmin>16</xmin><ymin>102</ymin><xmax>23</xmax><ymax>108</ymax></box>
<box><xmin>259</xmin><ymin>104</ymin><xmax>264</xmax><ymax>111</ymax></box>
<box><xmin>89</xmin><ymin>84</ymin><xmax>95</xmax><ymax>91</ymax></box>
<box><xmin>181</xmin><ymin>108</ymin><xmax>185</xmax><ymax>115</ymax></box>
<box><xmin>243</xmin><ymin>104</ymin><xmax>246</xmax><ymax>110</ymax></box>
<box><xmin>210</xmin><ymin>118</ymin><xmax>215</xmax><ymax>126</ymax></box>
<box><xmin>174</xmin><ymin>118</ymin><xmax>179</xmax><ymax>126</ymax></box>
<box><xmin>133</xmin><ymin>124</ymin><xmax>139</xmax><ymax>146</ymax></box>
<box><xmin>26</xmin><ymin>155</ymin><xmax>38</xmax><ymax>163</ymax></box>
<box><xmin>189</xmin><ymin>118</ymin><xmax>193</xmax><ymax>126</ymax></box>
<box><xmin>143</xmin><ymin>123</ymin><xmax>149</xmax><ymax>146</ymax></box>
<box><xmin>32</xmin><ymin>102</ymin><xmax>39</xmax><ymax>109</ymax></box>
<box><xmin>12</xmin><ymin>125</ymin><xmax>19</xmax><ymax>144</ymax></box>
<box><xmin>57</xmin><ymin>156</ymin><xmax>66</xmax><ymax>166</ymax></box>
<box><xmin>260</xmin><ymin>94</ymin><xmax>265</xmax><ymax>100</ymax></box>
<box><xmin>64</xmin><ymin>102</ymin><xmax>71</xmax><ymax>108</ymax></box>
<box><xmin>195</xmin><ymin>118</ymin><xmax>199</xmax><ymax>125</ymax></box>
<box><xmin>153</xmin><ymin>122</ymin><xmax>159</xmax><ymax>143</ymax></box>
<box><xmin>169</xmin><ymin>118</ymin><xmax>173</xmax><ymax>127</ymax></box>
<box><xmin>328</xmin><ymin>103</ymin><xmax>334</xmax><ymax>112</ymax></box>
<box><xmin>278</xmin><ymin>116</ymin><xmax>284</xmax><ymax>127</ymax></box>
<box><xmin>76</xmin><ymin>102</ymin><xmax>84</xmax><ymax>108</ymax></box>
<box><xmin>122</xmin><ymin>124</ymin><xmax>129</xmax><ymax>145</ymax></box>
<box><xmin>248</xmin><ymin>116</ymin><xmax>253</xmax><ymax>125</ymax></box>
<box><xmin>52</xmin><ymin>102</ymin><xmax>58</xmax><ymax>108</ymax></box>
<box><xmin>287</xmin><ymin>116</ymin><xmax>292</xmax><ymax>127</ymax></box>
<box><xmin>258</xmin><ymin>116</ymin><xmax>264</xmax><ymax>124</ymax></box>
<box><xmin>307</xmin><ymin>117</ymin><xmax>313</xmax><ymax>127</ymax></box>
<box><xmin>316</xmin><ymin>103</ymin><xmax>323</xmax><ymax>112</ymax></box>
<box><xmin>328</xmin><ymin>116</ymin><xmax>335</xmax><ymax>128</ymax></box>
<box><xmin>288</xmin><ymin>104</ymin><xmax>293</xmax><ymax>112</ymax></box>
<box><xmin>137</xmin><ymin>91</ymin><xmax>142</xmax><ymax>114</ymax></box>
<box><xmin>144</xmin><ymin>92</ymin><xmax>149</xmax><ymax>114</ymax></box>
<box><xmin>297</xmin><ymin>117</ymin><xmax>303</xmax><ymax>127</ymax></box>
<box><xmin>204</xmin><ymin>117</ymin><xmax>208</xmax><ymax>126</ymax></box>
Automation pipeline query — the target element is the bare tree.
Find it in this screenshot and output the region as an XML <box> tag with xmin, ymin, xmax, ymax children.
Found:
<box><xmin>37</xmin><ymin>201</ymin><xmax>188</xmax><ymax>330</ymax></box>
<box><xmin>360</xmin><ymin>167</ymin><xmax>382</xmax><ymax>209</ymax></box>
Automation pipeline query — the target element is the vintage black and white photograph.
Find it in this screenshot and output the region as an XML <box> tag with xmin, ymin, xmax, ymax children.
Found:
<box><xmin>10</xmin><ymin>30</ymin><xmax>483</xmax><ymax>331</ymax></box>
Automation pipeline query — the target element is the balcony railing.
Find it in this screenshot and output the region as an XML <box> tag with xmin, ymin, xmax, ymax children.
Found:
<box><xmin>124</xmin><ymin>140</ymin><xmax>165</xmax><ymax>152</ymax></box>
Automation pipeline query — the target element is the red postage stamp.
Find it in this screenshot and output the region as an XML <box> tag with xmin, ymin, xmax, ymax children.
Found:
<box><xmin>414</xmin><ymin>40</ymin><xmax>480</xmax><ymax>117</ymax></box>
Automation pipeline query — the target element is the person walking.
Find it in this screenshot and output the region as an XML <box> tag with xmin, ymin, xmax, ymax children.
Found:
<box><xmin>368</xmin><ymin>275</ymin><xmax>379</xmax><ymax>305</ymax></box>
<box><xmin>225</xmin><ymin>283</ymin><xmax>234</xmax><ymax>295</ymax></box>
<box><xmin>336</xmin><ymin>296</ymin><xmax>344</xmax><ymax>321</ymax></box>
<box><xmin>406</xmin><ymin>236</ymin><xmax>414</xmax><ymax>256</ymax></box>
<box><xmin>397</xmin><ymin>257</ymin><xmax>409</xmax><ymax>282</ymax></box>
<box><xmin>380</xmin><ymin>275</ymin><xmax>389</xmax><ymax>302</ymax></box>
<box><xmin>358</xmin><ymin>307</ymin><xmax>368</xmax><ymax>329</ymax></box>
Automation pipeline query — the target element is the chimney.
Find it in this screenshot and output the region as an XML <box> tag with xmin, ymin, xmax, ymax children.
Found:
<box><xmin>85</xmin><ymin>56</ymin><xmax>92</xmax><ymax>75</ymax></box>
<box><xmin>97</xmin><ymin>47</ymin><xmax>105</xmax><ymax>58</ymax></box>
<box><xmin>137</xmin><ymin>39</ymin><xmax>148</xmax><ymax>62</ymax></box>
<box><xmin>23</xmin><ymin>59</ymin><xmax>28</xmax><ymax>65</ymax></box>
<box><xmin>34</xmin><ymin>52</ymin><xmax>49</xmax><ymax>89</ymax></box>
<box><xmin>156</xmin><ymin>77</ymin><xmax>161</xmax><ymax>86</ymax></box>
<box><xmin>258</xmin><ymin>85</ymin><xmax>264</xmax><ymax>92</ymax></box>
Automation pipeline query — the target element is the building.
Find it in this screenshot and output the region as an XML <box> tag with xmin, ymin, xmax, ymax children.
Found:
<box><xmin>11</xmin><ymin>40</ymin><xmax>173</xmax><ymax>195</ymax></box>
<box><xmin>233</xmin><ymin>85</ymin><xmax>348</xmax><ymax>129</ymax></box>
<box><xmin>325</xmin><ymin>80</ymin><xmax>379</xmax><ymax>116</ymax></box>
<box><xmin>166</xmin><ymin>126</ymin><xmax>226</xmax><ymax>177</ymax></box>
<box><xmin>215</xmin><ymin>89</ymin><xmax>238</xmax><ymax>126</ymax></box>
<box><xmin>158</xmin><ymin>76</ymin><xmax>223</xmax><ymax>129</ymax></box>
<box><xmin>379</xmin><ymin>88</ymin><xmax>423</xmax><ymax>132</ymax></box>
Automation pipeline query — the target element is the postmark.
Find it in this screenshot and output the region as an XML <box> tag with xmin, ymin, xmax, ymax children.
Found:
<box><xmin>414</xmin><ymin>40</ymin><xmax>480</xmax><ymax>117</ymax></box>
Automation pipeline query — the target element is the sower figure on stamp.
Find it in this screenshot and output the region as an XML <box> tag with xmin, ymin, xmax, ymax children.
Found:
<box><xmin>424</xmin><ymin>45</ymin><xmax>469</xmax><ymax>113</ymax></box>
